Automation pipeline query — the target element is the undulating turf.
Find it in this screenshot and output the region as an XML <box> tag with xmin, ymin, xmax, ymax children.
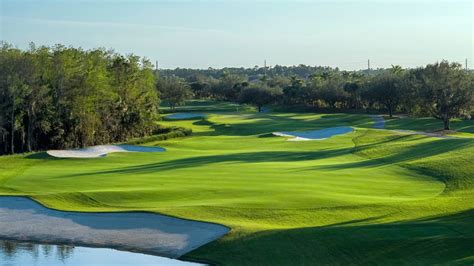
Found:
<box><xmin>1</xmin><ymin>102</ymin><xmax>473</xmax><ymax>265</ymax></box>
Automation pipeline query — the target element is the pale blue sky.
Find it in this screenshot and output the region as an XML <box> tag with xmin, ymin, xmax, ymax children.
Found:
<box><xmin>1</xmin><ymin>0</ymin><xmax>473</xmax><ymax>69</ymax></box>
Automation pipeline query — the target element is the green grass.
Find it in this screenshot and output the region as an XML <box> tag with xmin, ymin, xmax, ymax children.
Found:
<box><xmin>385</xmin><ymin>116</ymin><xmax>474</xmax><ymax>134</ymax></box>
<box><xmin>1</xmin><ymin>105</ymin><xmax>473</xmax><ymax>265</ymax></box>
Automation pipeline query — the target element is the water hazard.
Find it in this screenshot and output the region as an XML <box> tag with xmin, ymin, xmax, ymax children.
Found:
<box><xmin>0</xmin><ymin>240</ymin><xmax>203</xmax><ymax>266</ymax></box>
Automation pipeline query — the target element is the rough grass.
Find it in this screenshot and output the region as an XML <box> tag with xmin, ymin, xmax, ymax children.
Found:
<box><xmin>1</xmin><ymin>107</ymin><xmax>473</xmax><ymax>265</ymax></box>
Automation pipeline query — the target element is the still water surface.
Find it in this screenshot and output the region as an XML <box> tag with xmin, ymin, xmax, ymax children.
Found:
<box><xmin>0</xmin><ymin>240</ymin><xmax>203</xmax><ymax>266</ymax></box>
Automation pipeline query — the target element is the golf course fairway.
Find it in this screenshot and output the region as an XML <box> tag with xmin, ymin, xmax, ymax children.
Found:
<box><xmin>1</xmin><ymin>105</ymin><xmax>473</xmax><ymax>265</ymax></box>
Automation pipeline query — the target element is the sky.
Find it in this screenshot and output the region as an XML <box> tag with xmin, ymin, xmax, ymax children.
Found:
<box><xmin>1</xmin><ymin>0</ymin><xmax>473</xmax><ymax>70</ymax></box>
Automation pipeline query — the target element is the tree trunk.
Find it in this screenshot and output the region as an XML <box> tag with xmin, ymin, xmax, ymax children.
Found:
<box><xmin>26</xmin><ymin>103</ymin><xmax>34</xmax><ymax>152</ymax></box>
<box><xmin>26</xmin><ymin>118</ymin><xmax>32</xmax><ymax>152</ymax></box>
<box><xmin>3</xmin><ymin>134</ymin><xmax>7</xmax><ymax>154</ymax></box>
<box><xmin>443</xmin><ymin>117</ymin><xmax>450</xmax><ymax>130</ymax></box>
<box><xmin>388</xmin><ymin>105</ymin><xmax>393</xmax><ymax>118</ymax></box>
<box><xmin>21</xmin><ymin>128</ymin><xmax>25</xmax><ymax>152</ymax></box>
<box><xmin>258</xmin><ymin>105</ymin><xmax>262</xmax><ymax>112</ymax></box>
<box><xmin>10</xmin><ymin>104</ymin><xmax>14</xmax><ymax>154</ymax></box>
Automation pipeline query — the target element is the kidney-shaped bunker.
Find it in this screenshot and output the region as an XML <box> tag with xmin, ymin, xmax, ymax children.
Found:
<box><xmin>47</xmin><ymin>144</ymin><xmax>166</xmax><ymax>158</ymax></box>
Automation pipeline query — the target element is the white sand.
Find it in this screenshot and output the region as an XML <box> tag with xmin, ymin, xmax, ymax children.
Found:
<box><xmin>47</xmin><ymin>145</ymin><xmax>166</xmax><ymax>158</ymax></box>
<box><xmin>0</xmin><ymin>197</ymin><xmax>229</xmax><ymax>259</ymax></box>
<box><xmin>165</xmin><ymin>113</ymin><xmax>206</xmax><ymax>120</ymax></box>
<box><xmin>273</xmin><ymin>126</ymin><xmax>354</xmax><ymax>141</ymax></box>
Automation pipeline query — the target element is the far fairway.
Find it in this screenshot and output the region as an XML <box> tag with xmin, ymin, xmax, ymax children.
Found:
<box><xmin>1</xmin><ymin>106</ymin><xmax>473</xmax><ymax>265</ymax></box>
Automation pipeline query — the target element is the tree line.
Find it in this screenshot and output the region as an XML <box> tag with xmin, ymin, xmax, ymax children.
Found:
<box><xmin>159</xmin><ymin>62</ymin><xmax>473</xmax><ymax>131</ymax></box>
<box><xmin>0</xmin><ymin>43</ymin><xmax>158</xmax><ymax>154</ymax></box>
<box><xmin>1</xmin><ymin>42</ymin><xmax>473</xmax><ymax>155</ymax></box>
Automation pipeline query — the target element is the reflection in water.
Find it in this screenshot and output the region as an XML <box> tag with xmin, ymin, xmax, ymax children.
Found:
<box><xmin>0</xmin><ymin>240</ymin><xmax>203</xmax><ymax>266</ymax></box>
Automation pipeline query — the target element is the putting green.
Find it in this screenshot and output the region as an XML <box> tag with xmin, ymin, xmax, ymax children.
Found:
<box><xmin>1</xmin><ymin>107</ymin><xmax>473</xmax><ymax>265</ymax></box>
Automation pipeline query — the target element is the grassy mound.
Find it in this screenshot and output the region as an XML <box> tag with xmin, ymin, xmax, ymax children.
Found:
<box><xmin>1</xmin><ymin>105</ymin><xmax>473</xmax><ymax>265</ymax></box>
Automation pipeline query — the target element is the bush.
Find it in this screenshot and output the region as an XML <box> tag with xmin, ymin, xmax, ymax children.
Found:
<box><xmin>127</xmin><ymin>126</ymin><xmax>192</xmax><ymax>145</ymax></box>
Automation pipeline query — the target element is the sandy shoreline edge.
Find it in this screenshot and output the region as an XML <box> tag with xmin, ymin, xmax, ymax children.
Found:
<box><xmin>0</xmin><ymin>196</ymin><xmax>229</xmax><ymax>259</ymax></box>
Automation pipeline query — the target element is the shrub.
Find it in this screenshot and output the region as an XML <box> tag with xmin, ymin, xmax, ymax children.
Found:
<box><xmin>127</xmin><ymin>126</ymin><xmax>192</xmax><ymax>145</ymax></box>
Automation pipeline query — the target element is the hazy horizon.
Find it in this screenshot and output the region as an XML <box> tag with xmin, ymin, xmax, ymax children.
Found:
<box><xmin>1</xmin><ymin>0</ymin><xmax>473</xmax><ymax>70</ymax></box>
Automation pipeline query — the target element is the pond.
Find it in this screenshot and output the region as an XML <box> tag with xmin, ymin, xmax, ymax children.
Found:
<box><xmin>164</xmin><ymin>113</ymin><xmax>206</xmax><ymax>120</ymax></box>
<box><xmin>0</xmin><ymin>240</ymin><xmax>203</xmax><ymax>266</ymax></box>
<box><xmin>273</xmin><ymin>126</ymin><xmax>354</xmax><ymax>141</ymax></box>
<box><xmin>0</xmin><ymin>197</ymin><xmax>229</xmax><ymax>259</ymax></box>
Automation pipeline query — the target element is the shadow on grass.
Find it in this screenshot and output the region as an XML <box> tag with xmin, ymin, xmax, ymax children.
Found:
<box><xmin>316</xmin><ymin>137</ymin><xmax>473</xmax><ymax>171</ymax></box>
<box><xmin>187</xmin><ymin>209</ymin><xmax>474</xmax><ymax>265</ymax></box>
<box><xmin>385</xmin><ymin>117</ymin><xmax>474</xmax><ymax>134</ymax></box>
<box><xmin>257</xmin><ymin>133</ymin><xmax>275</xmax><ymax>138</ymax></box>
<box><xmin>193</xmin><ymin>119</ymin><xmax>214</xmax><ymax>126</ymax></box>
<box><xmin>56</xmin><ymin>131</ymin><xmax>473</xmax><ymax>181</ymax></box>
<box><xmin>25</xmin><ymin>152</ymin><xmax>58</xmax><ymax>160</ymax></box>
<box><xmin>58</xmin><ymin>148</ymin><xmax>354</xmax><ymax>178</ymax></box>
<box><xmin>192</xmin><ymin>113</ymin><xmax>373</xmax><ymax>137</ymax></box>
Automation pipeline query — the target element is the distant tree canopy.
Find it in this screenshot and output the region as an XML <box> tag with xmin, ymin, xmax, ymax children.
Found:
<box><xmin>1</xmin><ymin>41</ymin><xmax>473</xmax><ymax>155</ymax></box>
<box><xmin>363</xmin><ymin>72</ymin><xmax>404</xmax><ymax>118</ymax></box>
<box><xmin>0</xmin><ymin>42</ymin><xmax>158</xmax><ymax>154</ymax></box>
<box><xmin>156</xmin><ymin>76</ymin><xmax>192</xmax><ymax>111</ymax></box>
<box><xmin>160</xmin><ymin>60</ymin><xmax>472</xmax><ymax>129</ymax></box>
<box><xmin>158</xmin><ymin>64</ymin><xmax>391</xmax><ymax>82</ymax></box>
<box><xmin>416</xmin><ymin>61</ymin><xmax>473</xmax><ymax>130</ymax></box>
<box><xmin>238</xmin><ymin>83</ymin><xmax>282</xmax><ymax>112</ymax></box>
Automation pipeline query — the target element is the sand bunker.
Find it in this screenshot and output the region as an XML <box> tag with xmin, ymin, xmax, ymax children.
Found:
<box><xmin>47</xmin><ymin>144</ymin><xmax>166</xmax><ymax>158</ymax></box>
<box><xmin>165</xmin><ymin>113</ymin><xmax>206</xmax><ymax>120</ymax></box>
<box><xmin>0</xmin><ymin>197</ymin><xmax>229</xmax><ymax>258</ymax></box>
<box><xmin>273</xmin><ymin>126</ymin><xmax>354</xmax><ymax>141</ymax></box>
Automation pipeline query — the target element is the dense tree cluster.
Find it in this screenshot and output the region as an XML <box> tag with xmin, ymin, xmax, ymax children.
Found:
<box><xmin>1</xmin><ymin>42</ymin><xmax>472</xmax><ymax>155</ymax></box>
<box><xmin>158</xmin><ymin>64</ymin><xmax>389</xmax><ymax>82</ymax></box>
<box><xmin>156</xmin><ymin>76</ymin><xmax>191</xmax><ymax>111</ymax></box>
<box><xmin>162</xmin><ymin>62</ymin><xmax>473</xmax><ymax>129</ymax></box>
<box><xmin>238</xmin><ymin>83</ymin><xmax>282</xmax><ymax>112</ymax></box>
<box><xmin>0</xmin><ymin>43</ymin><xmax>158</xmax><ymax>154</ymax></box>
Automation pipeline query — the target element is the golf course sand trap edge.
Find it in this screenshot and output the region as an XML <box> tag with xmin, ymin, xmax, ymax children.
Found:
<box><xmin>273</xmin><ymin>126</ymin><xmax>354</xmax><ymax>141</ymax></box>
<box><xmin>0</xmin><ymin>196</ymin><xmax>230</xmax><ymax>259</ymax></box>
<box><xmin>47</xmin><ymin>144</ymin><xmax>166</xmax><ymax>158</ymax></box>
<box><xmin>165</xmin><ymin>113</ymin><xmax>206</xmax><ymax>120</ymax></box>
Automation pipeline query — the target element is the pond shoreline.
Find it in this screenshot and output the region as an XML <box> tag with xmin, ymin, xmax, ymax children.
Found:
<box><xmin>0</xmin><ymin>196</ymin><xmax>230</xmax><ymax>260</ymax></box>
<box><xmin>0</xmin><ymin>239</ymin><xmax>205</xmax><ymax>265</ymax></box>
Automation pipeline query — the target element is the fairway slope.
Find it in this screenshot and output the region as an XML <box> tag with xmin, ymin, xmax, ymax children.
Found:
<box><xmin>1</xmin><ymin>110</ymin><xmax>473</xmax><ymax>265</ymax></box>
